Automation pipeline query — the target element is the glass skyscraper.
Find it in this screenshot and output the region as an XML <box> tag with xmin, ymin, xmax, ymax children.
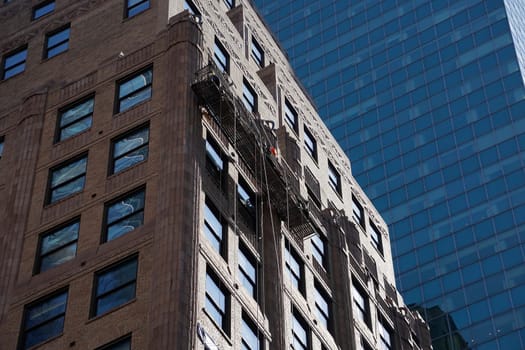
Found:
<box><xmin>254</xmin><ymin>0</ymin><xmax>525</xmax><ymax>349</ymax></box>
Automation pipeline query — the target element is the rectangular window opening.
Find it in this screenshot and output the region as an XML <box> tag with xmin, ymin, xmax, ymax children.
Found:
<box><xmin>19</xmin><ymin>289</ymin><xmax>68</xmax><ymax>350</ymax></box>
<box><xmin>116</xmin><ymin>66</ymin><xmax>153</xmax><ymax>113</ymax></box>
<box><xmin>303</xmin><ymin>126</ymin><xmax>317</xmax><ymax>161</ymax></box>
<box><xmin>214</xmin><ymin>38</ymin><xmax>229</xmax><ymax>73</ymax></box>
<box><xmin>205</xmin><ymin>267</ymin><xmax>230</xmax><ymax>335</ymax></box>
<box><xmin>284</xmin><ymin>242</ymin><xmax>305</xmax><ymax>295</ymax></box>
<box><xmin>47</xmin><ymin>154</ymin><xmax>87</xmax><ymax>204</ymax></box>
<box><xmin>352</xmin><ymin>195</ymin><xmax>365</xmax><ymax>228</ymax></box>
<box><xmin>32</xmin><ymin>0</ymin><xmax>55</xmax><ymax>20</ymax></box>
<box><xmin>126</xmin><ymin>0</ymin><xmax>150</xmax><ymax>18</ymax></box>
<box><xmin>242</xmin><ymin>79</ymin><xmax>257</xmax><ymax>113</ymax></box>
<box><xmin>284</xmin><ymin>99</ymin><xmax>298</xmax><ymax>132</ymax></box>
<box><xmin>56</xmin><ymin>95</ymin><xmax>94</xmax><ymax>142</ymax></box>
<box><xmin>103</xmin><ymin>187</ymin><xmax>146</xmax><ymax>242</ymax></box>
<box><xmin>45</xmin><ymin>25</ymin><xmax>70</xmax><ymax>59</ymax></box>
<box><xmin>314</xmin><ymin>282</ymin><xmax>331</xmax><ymax>331</ymax></box>
<box><xmin>239</xmin><ymin>244</ymin><xmax>258</xmax><ymax>300</ymax></box>
<box><xmin>369</xmin><ymin>220</ymin><xmax>384</xmax><ymax>255</ymax></box>
<box><xmin>251</xmin><ymin>37</ymin><xmax>264</xmax><ymax>68</ymax></box>
<box><xmin>2</xmin><ymin>46</ymin><xmax>27</xmax><ymax>80</ymax></box>
<box><xmin>291</xmin><ymin>310</ymin><xmax>310</xmax><ymax>350</ymax></box>
<box><xmin>327</xmin><ymin>161</ymin><xmax>341</xmax><ymax>195</ymax></box>
<box><xmin>110</xmin><ymin>124</ymin><xmax>149</xmax><ymax>174</ymax></box>
<box><xmin>35</xmin><ymin>218</ymin><xmax>79</xmax><ymax>274</ymax></box>
<box><xmin>204</xmin><ymin>198</ymin><xmax>226</xmax><ymax>258</ymax></box>
<box><xmin>91</xmin><ymin>255</ymin><xmax>138</xmax><ymax>317</ymax></box>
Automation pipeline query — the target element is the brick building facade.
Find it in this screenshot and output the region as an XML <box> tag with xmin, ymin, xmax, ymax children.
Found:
<box><xmin>0</xmin><ymin>0</ymin><xmax>430</xmax><ymax>349</ymax></box>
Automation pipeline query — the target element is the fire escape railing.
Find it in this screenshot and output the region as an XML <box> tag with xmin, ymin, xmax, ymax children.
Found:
<box><xmin>192</xmin><ymin>63</ymin><xmax>315</xmax><ymax>239</ymax></box>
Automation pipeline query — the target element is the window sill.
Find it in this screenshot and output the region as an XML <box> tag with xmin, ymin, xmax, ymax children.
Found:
<box><xmin>53</xmin><ymin>128</ymin><xmax>92</xmax><ymax>146</ymax></box>
<box><xmin>86</xmin><ymin>298</ymin><xmax>137</xmax><ymax>324</ymax></box>
<box><xmin>41</xmin><ymin>49</ymin><xmax>69</xmax><ymax>63</ymax></box>
<box><xmin>107</xmin><ymin>160</ymin><xmax>147</xmax><ymax>178</ymax></box>
<box><xmin>113</xmin><ymin>98</ymin><xmax>151</xmax><ymax>117</ymax></box>
<box><xmin>44</xmin><ymin>191</ymin><xmax>83</xmax><ymax>208</ymax></box>
<box><xmin>122</xmin><ymin>7</ymin><xmax>151</xmax><ymax>23</ymax></box>
<box><xmin>26</xmin><ymin>333</ymin><xmax>64</xmax><ymax>350</ymax></box>
<box><xmin>0</xmin><ymin>71</ymin><xmax>25</xmax><ymax>83</ymax></box>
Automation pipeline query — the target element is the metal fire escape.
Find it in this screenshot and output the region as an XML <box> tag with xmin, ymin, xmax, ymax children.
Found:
<box><xmin>191</xmin><ymin>63</ymin><xmax>315</xmax><ymax>239</ymax></box>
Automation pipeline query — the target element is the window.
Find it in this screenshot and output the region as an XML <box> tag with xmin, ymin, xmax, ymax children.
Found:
<box><xmin>92</xmin><ymin>256</ymin><xmax>138</xmax><ymax>317</ymax></box>
<box><xmin>2</xmin><ymin>46</ymin><xmax>27</xmax><ymax>80</ymax></box>
<box><xmin>56</xmin><ymin>95</ymin><xmax>94</xmax><ymax>142</ymax></box>
<box><xmin>47</xmin><ymin>154</ymin><xmax>87</xmax><ymax>204</ymax></box>
<box><xmin>205</xmin><ymin>268</ymin><xmax>230</xmax><ymax>334</ymax></box>
<box><xmin>238</xmin><ymin>179</ymin><xmax>255</xmax><ymax>215</ymax></box>
<box><xmin>378</xmin><ymin>319</ymin><xmax>393</xmax><ymax>350</ymax></box>
<box><xmin>111</xmin><ymin>124</ymin><xmax>149</xmax><ymax>174</ymax></box>
<box><xmin>32</xmin><ymin>0</ymin><xmax>55</xmax><ymax>20</ymax></box>
<box><xmin>45</xmin><ymin>25</ymin><xmax>70</xmax><ymax>59</ymax></box>
<box><xmin>116</xmin><ymin>67</ymin><xmax>152</xmax><ymax>113</ymax></box>
<box><xmin>125</xmin><ymin>0</ymin><xmax>149</xmax><ymax>18</ymax></box>
<box><xmin>96</xmin><ymin>335</ymin><xmax>131</xmax><ymax>350</ymax></box>
<box><xmin>314</xmin><ymin>283</ymin><xmax>330</xmax><ymax>330</ymax></box>
<box><xmin>284</xmin><ymin>100</ymin><xmax>298</xmax><ymax>132</ymax></box>
<box><xmin>352</xmin><ymin>281</ymin><xmax>371</xmax><ymax>328</ymax></box>
<box><xmin>352</xmin><ymin>195</ymin><xmax>365</xmax><ymax>228</ymax></box>
<box><xmin>242</xmin><ymin>79</ymin><xmax>257</xmax><ymax>113</ymax></box>
<box><xmin>237</xmin><ymin>178</ymin><xmax>256</xmax><ymax>231</ymax></box>
<box><xmin>183</xmin><ymin>0</ymin><xmax>200</xmax><ymax>16</ymax></box>
<box><xmin>284</xmin><ymin>242</ymin><xmax>304</xmax><ymax>294</ymax></box>
<box><xmin>311</xmin><ymin>234</ymin><xmax>327</xmax><ymax>270</ymax></box>
<box><xmin>224</xmin><ymin>0</ymin><xmax>234</xmax><ymax>9</ymax></box>
<box><xmin>241</xmin><ymin>312</ymin><xmax>262</xmax><ymax>350</ymax></box>
<box><xmin>205</xmin><ymin>136</ymin><xmax>227</xmax><ymax>189</ymax></box>
<box><xmin>291</xmin><ymin>311</ymin><xmax>309</xmax><ymax>350</ymax></box>
<box><xmin>369</xmin><ymin>220</ymin><xmax>383</xmax><ymax>254</ymax></box>
<box><xmin>104</xmin><ymin>188</ymin><xmax>145</xmax><ymax>242</ymax></box>
<box><xmin>303</xmin><ymin>126</ymin><xmax>317</xmax><ymax>161</ymax></box>
<box><xmin>19</xmin><ymin>290</ymin><xmax>68</xmax><ymax>349</ymax></box>
<box><xmin>36</xmin><ymin>219</ymin><xmax>79</xmax><ymax>273</ymax></box>
<box><xmin>239</xmin><ymin>245</ymin><xmax>257</xmax><ymax>300</ymax></box>
<box><xmin>251</xmin><ymin>37</ymin><xmax>264</xmax><ymax>68</ymax></box>
<box><xmin>358</xmin><ymin>336</ymin><xmax>373</xmax><ymax>350</ymax></box>
<box><xmin>214</xmin><ymin>38</ymin><xmax>229</xmax><ymax>73</ymax></box>
<box><xmin>204</xmin><ymin>199</ymin><xmax>226</xmax><ymax>257</ymax></box>
<box><xmin>327</xmin><ymin>161</ymin><xmax>341</xmax><ymax>195</ymax></box>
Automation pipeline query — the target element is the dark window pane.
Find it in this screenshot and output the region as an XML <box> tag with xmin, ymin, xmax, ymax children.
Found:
<box><xmin>205</xmin><ymin>269</ymin><xmax>229</xmax><ymax>333</ymax></box>
<box><xmin>239</xmin><ymin>246</ymin><xmax>257</xmax><ymax>299</ymax></box>
<box><xmin>214</xmin><ymin>39</ymin><xmax>229</xmax><ymax>73</ymax></box>
<box><xmin>118</xmin><ymin>69</ymin><xmax>153</xmax><ymax>112</ymax></box>
<box><xmin>105</xmin><ymin>189</ymin><xmax>145</xmax><ymax>241</ymax></box>
<box><xmin>45</xmin><ymin>26</ymin><xmax>70</xmax><ymax>58</ymax></box>
<box><xmin>204</xmin><ymin>199</ymin><xmax>225</xmax><ymax>255</ymax></box>
<box><xmin>127</xmin><ymin>0</ymin><xmax>149</xmax><ymax>17</ymax></box>
<box><xmin>58</xmin><ymin>97</ymin><xmax>94</xmax><ymax>141</ymax></box>
<box><xmin>242</xmin><ymin>80</ymin><xmax>257</xmax><ymax>112</ymax></box>
<box><xmin>2</xmin><ymin>47</ymin><xmax>27</xmax><ymax>79</ymax></box>
<box><xmin>93</xmin><ymin>257</ymin><xmax>138</xmax><ymax>316</ymax></box>
<box><xmin>96</xmin><ymin>336</ymin><xmax>131</xmax><ymax>350</ymax></box>
<box><xmin>49</xmin><ymin>156</ymin><xmax>87</xmax><ymax>204</ymax></box>
<box><xmin>33</xmin><ymin>1</ymin><xmax>55</xmax><ymax>19</ymax></box>
<box><xmin>112</xmin><ymin>126</ymin><xmax>149</xmax><ymax>174</ymax></box>
<box><xmin>96</xmin><ymin>284</ymin><xmax>136</xmax><ymax>315</ymax></box>
<box><xmin>22</xmin><ymin>291</ymin><xmax>68</xmax><ymax>349</ymax></box>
